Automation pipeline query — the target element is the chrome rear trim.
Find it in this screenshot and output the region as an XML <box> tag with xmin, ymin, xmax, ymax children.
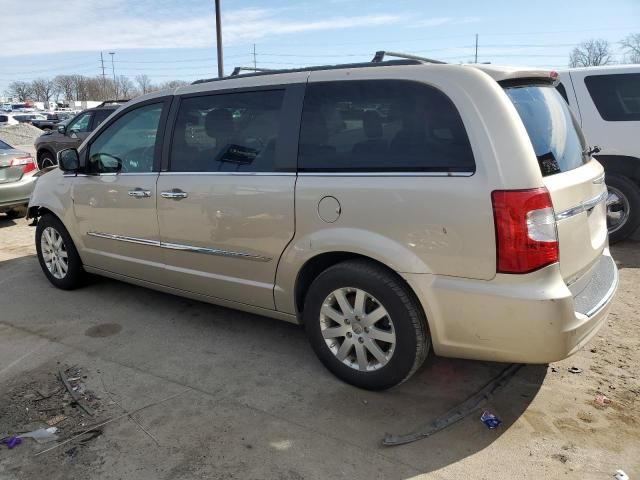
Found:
<box><xmin>87</xmin><ymin>232</ymin><xmax>271</xmax><ymax>262</ymax></box>
<box><xmin>555</xmin><ymin>190</ymin><xmax>608</xmax><ymax>221</ymax></box>
<box><xmin>161</xmin><ymin>241</ymin><xmax>272</xmax><ymax>262</ymax></box>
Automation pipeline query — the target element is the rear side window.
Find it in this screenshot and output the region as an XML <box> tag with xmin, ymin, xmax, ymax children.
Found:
<box><xmin>584</xmin><ymin>73</ymin><xmax>640</xmax><ymax>121</ymax></box>
<box><xmin>170</xmin><ymin>90</ymin><xmax>284</xmax><ymax>172</ymax></box>
<box><xmin>92</xmin><ymin>109</ymin><xmax>113</xmax><ymax>128</ymax></box>
<box><xmin>505</xmin><ymin>85</ymin><xmax>587</xmax><ymax>177</ymax></box>
<box><xmin>298</xmin><ymin>80</ymin><xmax>475</xmax><ymax>172</ymax></box>
<box><xmin>0</xmin><ymin>115</ymin><xmax>7</xmax><ymax>122</ymax></box>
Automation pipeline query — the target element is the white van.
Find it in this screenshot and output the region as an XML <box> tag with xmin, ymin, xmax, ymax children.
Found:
<box><xmin>557</xmin><ymin>65</ymin><xmax>640</xmax><ymax>242</ymax></box>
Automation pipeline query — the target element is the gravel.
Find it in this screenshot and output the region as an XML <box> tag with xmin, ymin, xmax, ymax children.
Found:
<box><xmin>0</xmin><ymin>123</ymin><xmax>44</xmax><ymax>147</ymax></box>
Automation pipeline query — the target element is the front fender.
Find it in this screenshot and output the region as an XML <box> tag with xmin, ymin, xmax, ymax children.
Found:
<box><xmin>274</xmin><ymin>227</ymin><xmax>432</xmax><ymax>314</ymax></box>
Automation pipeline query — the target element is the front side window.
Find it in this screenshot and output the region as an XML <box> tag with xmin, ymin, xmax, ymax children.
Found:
<box><xmin>505</xmin><ymin>85</ymin><xmax>587</xmax><ymax>177</ymax></box>
<box><xmin>68</xmin><ymin>112</ymin><xmax>93</xmax><ymax>133</ymax></box>
<box><xmin>585</xmin><ymin>73</ymin><xmax>640</xmax><ymax>121</ymax></box>
<box><xmin>87</xmin><ymin>103</ymin><xmax>162</xmax><ymax>174</ymax></box>
<box><xmin>298</xmin><ymin>80</ymin><xmax>475</xmax><ymax>172</ymax></box>
<box><xmin>170</xmin><ymin>90</ymin><xmax>284</xmax><ymax>172</ymax></box>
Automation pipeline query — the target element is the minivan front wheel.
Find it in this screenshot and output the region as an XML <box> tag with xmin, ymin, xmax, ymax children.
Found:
<box><xmin>36</xmin><ymin>214</ymin><xmax>86</xmax><ymax>289</ymax></box>
<box><xmin>38</xmin><ymin>151</ymin><xmax>56</xmax><ymax>169</ymax></box>
<box><xmin>606</xmin><ymin>174</ymin><xmax>640</xmax><ymax>243</ymax></box>
<box><xmin>303</xmin><ymin>259</ymin><xmax>429</xmax><ymax>390</ymax></box>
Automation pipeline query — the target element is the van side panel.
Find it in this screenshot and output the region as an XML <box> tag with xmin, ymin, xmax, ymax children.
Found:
<box><xmin>275</xmin><ymin>66</ymin><xmax>545</xmax><ymax>314</ymax></box>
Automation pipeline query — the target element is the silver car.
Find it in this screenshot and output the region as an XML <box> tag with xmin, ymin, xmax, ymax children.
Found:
<box><xmin>0</xmin><ymin>140</ymin><xmax>39</xmax><ymax>217</ymax></box>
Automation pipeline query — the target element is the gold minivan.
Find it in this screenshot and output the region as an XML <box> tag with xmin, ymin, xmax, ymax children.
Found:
<box><xmin>28</xmin><ymin>55</ymin><xmax>618</xmax><ymax>390</ymax></box>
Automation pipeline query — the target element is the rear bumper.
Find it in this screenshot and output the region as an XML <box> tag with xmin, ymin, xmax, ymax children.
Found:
<box><xmin>402</xmin><ymin>251</ymin><xmax>618</xmax><ymax>364</ymax></box>
<box><xmin>0</xmin><ymin>173</ymin><xmax>38</xmax><ymax>212</ymax></box>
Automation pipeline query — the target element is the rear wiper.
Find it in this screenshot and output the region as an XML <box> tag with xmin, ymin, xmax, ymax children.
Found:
<box><xmin>584</xmin><ymin>145</ymin><xmax>601</xmax><ymax>156</ymax></box>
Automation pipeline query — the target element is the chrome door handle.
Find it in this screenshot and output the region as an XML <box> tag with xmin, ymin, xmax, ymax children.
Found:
<box><xmin>161</xmin><ymin>189</ymin><xmax>188</xmax><ymax>200</ymax></box>
<box><xmin>128</xmin><ymin>189</ymin><xmax>151</xmax><ymax>198</ymax></box>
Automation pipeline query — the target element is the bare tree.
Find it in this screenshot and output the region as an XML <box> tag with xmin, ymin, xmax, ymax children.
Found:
<box><xmin>159</xmin><ymin>80</ymin><xmax>189</xmax><ymax>90</ymax></box>
<box><xmin>135</xmin><ymin>74</ymin><xmax>153</xmax><ymax>94</ymax></box>
<box><xmin>621</xmin><ymin>33</ymin><xmax>640</xmax><ymax>64</ymax></box>
<box><xmin>54</xmin><ymin>75</ymin><xmax>75</xmax><ymax>103</ymax></box>
<box><xmin>6</xmin><ymin>81</ymin><xmax>33</xmax><ymax>101</ymax></box>
<box><xmin>116</xmin><ymin>76</ymin><xmax>136</xmax><ymax>99</ymax></box>
<box><xmin>31</xmin><ymin>78</ymin><xmax>57</xmax><ymax>102</ymax></box>
<box><xmin>569</xmin><ymin>39</ymin><xmax>614</xmax><ymax>67</ymax></box>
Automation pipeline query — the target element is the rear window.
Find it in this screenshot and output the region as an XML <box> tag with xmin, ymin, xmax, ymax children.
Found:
<box><xmin>584</xmin><ymin>73</ymin><xmax>640</xmax><ymax>121</ymax></box>
<box><xmin>505</xmin><ymin>85</ymin><xmax>587</xmax><ymax>177</ymax></box>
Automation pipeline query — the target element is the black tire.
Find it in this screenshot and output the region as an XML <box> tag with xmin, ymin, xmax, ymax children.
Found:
<box><xmin>35</xmin><ymin>214</ymin><xmax>86</xmax><ymax>290</ymax></box>
<box><xmin>303</xmin><ymin>259</ymin><xmax>430</xmax><ymax>390</ymax></box>
<box><xmin>606</xmin><ymin>174</ymin><xmax>640</xmax><ymax>244</ymax></box>
<box><xmin>38</xmin><ymin>151</ymin><xmax>57</xmax><ymax>170</ymax></box>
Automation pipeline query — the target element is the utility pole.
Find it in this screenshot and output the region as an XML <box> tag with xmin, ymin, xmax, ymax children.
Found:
<box><xmin>215</xmin><ymin>0</ymin><xmax>224</xmax><ymax>78</ymax></box>
<box><xmin>100</xmin><ymin>52</ymin><xmax>107</xmax><ymax>98</ymax></box>
<box><xmin>109</xmin><ymin>52</ymin><xmax>117</xmax><ymax>98</ymax></box>
<box><xmin>253</xmin><ymin>43</ymin><xmax>257</xmax><ymax>70</ymax></box>
<box><xmin>474</xmin><ymin>34</ymin><xmax>478</xmax><ymax>64</ymax></box>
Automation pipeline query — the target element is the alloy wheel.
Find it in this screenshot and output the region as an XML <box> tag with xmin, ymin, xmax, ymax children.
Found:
<box><xmin>606</xmin><ymin>186</ymin><xmax>630</xmax><ymax>234</ymax></box>
<box><xmin>319</xmin><ymin>287</ymin><xmax>396</xmax><ymax>372</ymax></box>
<box><xmin>41</xmin><ymin>227</ymin><xmax>69</xmax><ymax>279</ymax></box>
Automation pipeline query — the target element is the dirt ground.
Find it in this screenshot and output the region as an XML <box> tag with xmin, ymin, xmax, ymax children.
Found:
<box><xmin>0</xmin><ymin>216</ymin><xmax>638</xmax><ymax>480</ymax></box>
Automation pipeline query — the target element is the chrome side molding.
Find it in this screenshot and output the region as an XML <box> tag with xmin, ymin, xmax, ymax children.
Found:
<box><xmin>87</xmin><ymin>232</ymin><xmax>271</xmax><ymax>262</ymax></box>
<box><xmin>555</xmin><ymin>190</ymin><xmax>608</xmax><ymax>221</ymax></box>
<box><xmin>87</xmin><ymin>231</ymin><xmax>160</xmax><ymax>247</ymax></box>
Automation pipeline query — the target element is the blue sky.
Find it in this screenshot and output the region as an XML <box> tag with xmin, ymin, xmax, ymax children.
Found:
<box><xmin>1</xmin><ymin>0</ymin><xmax>639</xmax><ymax>94</ymax></box>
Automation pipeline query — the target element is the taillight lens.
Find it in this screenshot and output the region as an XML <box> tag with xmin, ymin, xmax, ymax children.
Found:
<box><xmin>492</xmin><ymin>188</ymin><xmax>559</xmax><ymax>274</ymax></box>
<box><xmin>10</xmin><ymin>155</ymin><xmax>37</xmax><ymax>174</ymax></box>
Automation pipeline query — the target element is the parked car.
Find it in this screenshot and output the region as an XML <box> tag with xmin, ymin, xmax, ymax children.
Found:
<box><xmin>557</xmin><ymin>65</ymin><xmax>640</xmax><ymax>242</ymax></box>
<box><xmin>27</xmin><ymin>57</ymin><xmax>617</xmax><ymax>389</ymax></box>
<box><xmin>0</xmin><ymin>139</ymin><xmax>39</xmax><ymax>217</ymax></box>
<box><xmin>0</xmin><ymin>113</ymin><xmax>19</xmax><ymax>126</ymax></box>
<box><xmin>34</xmin><ymin>103</ymin><xmax>122</xmax><ymax>169</ymax></box>
<box><xmin>31</xmin><ymin>112</ymin><xmax>75</xmax><ymax>131</ymax></box>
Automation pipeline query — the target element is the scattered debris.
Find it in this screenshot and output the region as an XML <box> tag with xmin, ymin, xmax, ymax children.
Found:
<box><xmin>550</xmin><ymin>366</ymin><xmax>558</xmax><ymax>373</ymax></box>
<box><xmin>20</xmin><ymin>427</ymin><xmax>59</xmax><ymax>444</ymax></box>
<box><xmin>480</xmin><ymin>410</ymin><xmax>502</xmax><ymax>429</ymax></box>
<box><xmin>1</xmin><ymin>436</ymin><xmax>22</xmax><ymax>449</ymax></box>
<box><xmin>568</xmin><ymin>367</ymin><xmax>583</xmax><ymax>374</ymax></box>
<box><xmin>594</xmin><ymin>393</ymin><xmax>612</xmax><ymax>407</ymax></box>
<box><xmin>64</xmin><ymin>446</ymin><xmax>78</xmax><ymax>458</ymax></box>
<box><xmin>78</xmin><ymin>429</ymin><xmax>103</xmax><ymax>444</ymax></box>
<box><xmin>59</xmin><ymin>369</ymin><xmax>94</xmax><ymax>416</ymax></box>
<box><xmin>383</xmin><ymin>364</ymin><xmax>522</xmax><ymax>446</ymax></box>
<box><xmin>614</xmin><ymin>469</ymin><xmax>629</xmax><ymax>480</ymax></box>
<box><xmin>45</xmin><ymin>415</ymin><xmax>67</xmax><ymax>426</ymax></box>
<box><xmin>35</xmin><ymin>388</ymin><xmax>191</xmax><ymax>456</ymax></box>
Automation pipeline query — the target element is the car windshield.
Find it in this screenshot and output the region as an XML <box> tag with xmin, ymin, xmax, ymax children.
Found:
<box><xmin>505</xmin><ymin>84</ymin><xmax>588</xmax><ymax>177</ymax></box>
<box><xmin>0</xmin><ymin>140</ymin><xmax>12</xmax><ymax>149</ymax></box>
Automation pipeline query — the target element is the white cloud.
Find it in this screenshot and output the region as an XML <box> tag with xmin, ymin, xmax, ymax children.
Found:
<box><xmin>0</xmin><ymin>2</ymin><xmax>406</xmax><ymax>57</ymax></box>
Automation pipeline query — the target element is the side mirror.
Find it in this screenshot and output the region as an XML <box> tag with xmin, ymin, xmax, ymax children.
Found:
<box><xmin>57</xmin><ymin>124</ymin><xmax>66</xmax><ymax>134</ymax></box>
<box><xmin>58</xmin><ymin>148</ymin><xmax>80</xmax><ymax>172</ymax></box>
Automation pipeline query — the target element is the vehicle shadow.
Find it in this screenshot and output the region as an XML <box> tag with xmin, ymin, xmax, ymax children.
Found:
<box><xmin>0</xmin><ymin>216</ymin><xmax>17</xmax><ymax>228</ymax></box>
<box><xmin>0</xmin><ymin>254</ymin><xmax>546</xmax><ymax>476</ymax></box>
<box><xmin>611</xmin><ymin>238</ymin><xmax>640</xmax><ymax>269</ymax></box>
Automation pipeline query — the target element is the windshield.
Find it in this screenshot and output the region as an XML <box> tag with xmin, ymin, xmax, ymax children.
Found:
<box><xmin>505</xmin><ymin>85</ymin><xmax>588</xmax><ymax>177</ymax></box>
<box><xmin>0</xmin><ymin>140</ymin><xmax>12</xmax><ymax>149</ymax></box>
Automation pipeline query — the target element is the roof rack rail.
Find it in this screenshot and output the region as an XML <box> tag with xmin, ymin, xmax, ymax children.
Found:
<box><xmin>371</xmin><ymin>51</ymin><xmax>446</xmax><ymax>64</ymax></box>
<box><xmin>96</xmin><ymin>99</ymin><xmax>130</xmax><ymax>107</ymax></box>
<box><xmin>230</xmin><ymin>66</ymin><xmax>277</xmax><ymax>76</ymax></box>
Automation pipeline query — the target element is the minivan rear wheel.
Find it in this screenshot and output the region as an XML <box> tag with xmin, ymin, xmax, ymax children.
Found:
<box><xmin>303</xmin><ymin>259</ymin><xmax>429</xmax><ymax>390</ymax></box>
<box><xmin>606</xmin><ymin>174</ymin><xmax>640</xmax><ymax>243</ymax></box>
<box><xmin>36</xmin><ymin>214</ymin><xmax>86</xmax><ymax>290</ymax></box>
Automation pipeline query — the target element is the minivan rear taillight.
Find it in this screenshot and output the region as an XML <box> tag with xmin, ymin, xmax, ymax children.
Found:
<box><xmin>492</xmin><ymin>188</ymin><xmax>558</xmax><ymax>274</ymax></box>
<box><xmin>10</xmin><ymin>155</ymin><xmax>37</xmax><ymax>174</ymax></box>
